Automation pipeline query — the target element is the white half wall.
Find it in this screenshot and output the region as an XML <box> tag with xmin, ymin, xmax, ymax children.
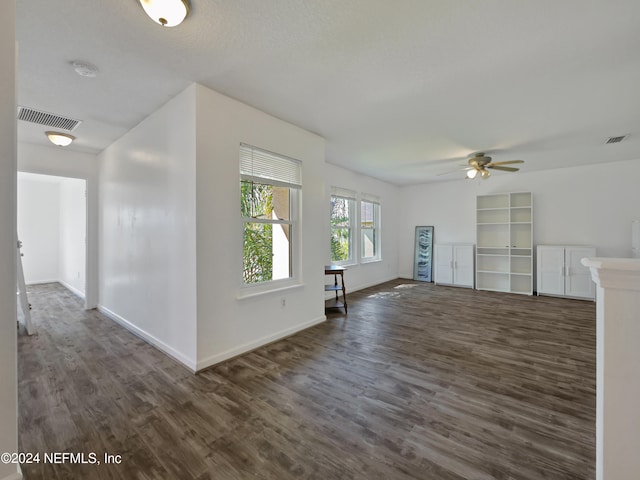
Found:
<box><xmin>17</xmin><ymin>174</ymin><xmax>60</xmax><ymax>284</ymax></box>
<box><xmin>18</xmin><ymin>143</ymin><xmax>99</xmax><ymax>308</ymax></box>
<box><xmin>99</xmin><ymin>86</ymin><xmax>198</xmax><ymax>370</ymax></box>
<box><xmin>398</xmin><ymin>158</ymin><xmax>640</xmax><ymax>286</ymax></box>
<box><xmin>0</xmin><ymin>1</ymin><xmax>19</xmax><ymax>478</ymax></box>
<box><xmin>194</xmin><ymin>84</ymin><xmax>326</xmax><ymax>370</ymax></box>
<box><xmin>325</xmin><ymin>162</ymin><xmax>400</xmax><ymax>292</ymax></box>
<box><xmin>583</xmin><ymin>257</ymin><xmax>640</xmax><ymax>480</ymax></box>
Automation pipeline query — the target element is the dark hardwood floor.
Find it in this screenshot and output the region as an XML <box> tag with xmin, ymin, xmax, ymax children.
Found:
<box><xmin>18</xmin><ymin>281</ymin><xmax>596</xmax><ymax>479</ymax></box>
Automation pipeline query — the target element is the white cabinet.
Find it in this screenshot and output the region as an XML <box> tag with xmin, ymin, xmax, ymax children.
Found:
<box><xmin>435</xmin><ymin>244</ymin><xmax>475</xmax><ymax>288</ymax></box>
<box><xmin>537</xmin><ymin>245</ymin><xmax>596</xmax><ymax>300</ymax></box>
<box><xmin>476</xmin><ymin>192</ymin><xmax>533</xmax><ymax>295</ymax></box>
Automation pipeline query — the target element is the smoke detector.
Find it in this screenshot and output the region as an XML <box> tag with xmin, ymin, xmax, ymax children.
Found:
<box><xmin>72</xmin><ymin>61</ymin><xmax>99</xmax><ymax>78</ymax></box>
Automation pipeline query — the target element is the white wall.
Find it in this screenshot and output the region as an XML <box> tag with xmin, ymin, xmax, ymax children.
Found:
<box><xmin>17</xmin><ymin>174</ymin><xmax>60</xmax><ymax>283</ymax></box>
<box><xmin>325</xmin><ymin>162</ymin><xmax>400</xmax><ymax>292</ymax></box>
<box><xmin>398</xmin><ymin>158</ymin><xmax>640</xmax><ymax>286</ymax></box>
<box><xmin>194</xmin><ymin>84</ymin><xmax>327</xmax><ymax>370</ymax></box>
<box><xmin>97</xmin><ymin>83</ymin><xmax>327</xmax><ymax>371</ymax></box>
<box><xmin>0</xmin><ymin>1</ymin><xmax>19</xmax><ymax>478</ymax></box>
<box><xmin>18</xmin><ymin>143</ymin><xmax>99</xmax><ymax>308</ymax></box>
<box><xmin>99</xmin><ymin>86</ymin><xmax>198</xmax><ymax>370</ymax></box>
<box><xmin>59</xmin><ymin>177</ymin><xmax>86</xmax><ymax>297</ymax></box>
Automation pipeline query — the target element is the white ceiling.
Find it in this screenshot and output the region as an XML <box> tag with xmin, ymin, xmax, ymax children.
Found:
<box><xmin>16</xmin><ymin>0</ymin><xmax>640</xmax><ymax>185</ymax></box>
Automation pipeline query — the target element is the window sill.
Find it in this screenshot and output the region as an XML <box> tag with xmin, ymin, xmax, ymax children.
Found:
<box><xmin>331</xmin><ymin>261</ymin><xmax>357</xmax><ymax>268</ymax></box>
<box><xmin>237</xmin><ymin>281</ymin><xmax>304</xmax><ymax>301</ymax></box>
<box><xmin>360</xmin><ymin>258</ymin><xmax>382</xmax><ymax>265</ymax></box>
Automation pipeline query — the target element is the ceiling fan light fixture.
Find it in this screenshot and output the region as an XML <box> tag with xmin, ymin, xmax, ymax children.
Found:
<box><xmin>481</xmin><ymin>169</ymin><xmax>490</xmax><ymax>179</ymax></box>
<box><xmin>139</xmin><ymin>0</ymin><xmax>190</xmax><ymax>27</ymax></box>
<box><xmin>46</xmin><ymin>131</ymin><xmax>75</xmax><ymax>147</ymax></box>
<box><xmin>466</xmin><ymin>169</ymin><xmax>478</xmax><ymax>179</ymax></box>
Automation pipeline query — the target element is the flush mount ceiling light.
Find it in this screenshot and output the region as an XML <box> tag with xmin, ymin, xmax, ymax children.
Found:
<box><xmin>46</xmin><ymin>131</ymin><xmax>75</xmax><ymax>147</ymax></box>
<box><xmin>139</xmin><ymin>0</ymin><xmax>190</xmax><ymax>27</ymax></box>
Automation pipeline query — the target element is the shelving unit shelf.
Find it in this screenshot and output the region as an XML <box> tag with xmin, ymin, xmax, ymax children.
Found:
<box><xmin>476</xmin><ymin>192</ymin><xmax>533</xmax><ymax>295</ymax></box>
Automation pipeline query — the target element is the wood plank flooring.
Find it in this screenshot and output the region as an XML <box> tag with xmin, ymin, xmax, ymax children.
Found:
<box><xmin>18</xmin><ymin>281</ymin><xmax>596</xmax><ymax>479</ymax></box>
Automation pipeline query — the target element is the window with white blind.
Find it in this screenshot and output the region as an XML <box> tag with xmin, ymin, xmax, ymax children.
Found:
<box><xmin>330</xmin><ymin>187</ymin><xmax>356</xmax><ymax>265</ymax></box>
<box><xmin>240</xmin><ymin>144</ymin><xmax>301</xmax><ymax>286</ymax></box>
<box><xmin>360</xmin><ymin>194</ymin><xmax>380</xmax><ymax>261</ymax></box>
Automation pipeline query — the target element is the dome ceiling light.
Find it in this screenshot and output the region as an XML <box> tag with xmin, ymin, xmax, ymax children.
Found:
<box><xmin>46</xmin><ymin>131</ymin><xmax>75</xmax><ymax>147</ymax></box>
<box><xmin>139</xmin><ymin>0</ymin><xmax>190</xmax><ymax>27</ymax></box>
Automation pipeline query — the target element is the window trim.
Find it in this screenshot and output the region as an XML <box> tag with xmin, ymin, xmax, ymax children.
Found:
<box><xmin>330</xmin><ymin>187</ymin><xmax>357</xmax><ymax>266</ymax></box>
<box><xmin>237</xmin><ymin>281</ymin><xmax>305</xmax><ymax>300</ymax></box>
<box><xmin>360</xmin><ymin>196</ymin><xmax>381</xmax><ymax>262</ymax></box>
<box><xmin>240</xmin><ymin>144</ymin><xmax>302</xmax><ymax>290</ymax></box>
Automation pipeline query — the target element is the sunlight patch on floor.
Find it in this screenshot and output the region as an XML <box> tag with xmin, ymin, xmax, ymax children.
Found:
<box><xmin>367</xmin><ymin>291</ymin><xmax>401</xmax><ymax>299</ymax></box>
<box><xmin>368</xmin><ymin>283</ymin><xmax>420</xmax><ymax>299</ymax></box>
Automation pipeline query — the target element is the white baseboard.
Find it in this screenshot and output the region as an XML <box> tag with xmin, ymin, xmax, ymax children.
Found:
<box><xmin>58</xmin><ymin>280</ymin><xmax>85</xmax><ymax>300</ymax></box>
<box><xmin>97</xmin><ymin>305</ymin><xmax>197</xmax><ymax>372</ymax></box>
<box><xmin>196</xmin><ymin>315</ymin><xmax>326</xmax><ymax>372</ymax></box>
<box><xmin>97</xmin><ymin>307</ymin><xmax>325</xmax><ymax>374</ymax></box>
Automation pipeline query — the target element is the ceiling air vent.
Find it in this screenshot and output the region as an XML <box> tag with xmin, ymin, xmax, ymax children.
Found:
<box><xmin>605</xmin><ymin>135</ymin><xmax>626</xmax><ymax>144</ymax></box>
<box><xmin>17</xmin><ymin>106</ymin><xmax>82</xmax><ymax>131</ymax></box>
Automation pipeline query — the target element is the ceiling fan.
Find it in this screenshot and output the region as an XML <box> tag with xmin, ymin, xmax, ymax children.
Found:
<box><xmin>463</xmin><ymin>152</ymin><xmax>524</xmax><ymax>179</ymax></box>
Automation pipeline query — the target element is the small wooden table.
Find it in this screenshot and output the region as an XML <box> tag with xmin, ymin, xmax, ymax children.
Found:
<box><xmin>324</xmin><ymin>265</ymin><xmax>347</xmax><ymax>313</ymax></box>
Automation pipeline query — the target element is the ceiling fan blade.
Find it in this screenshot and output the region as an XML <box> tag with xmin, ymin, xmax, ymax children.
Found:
<box><xmin>488</xmin><ymin>166</ymin><xmax>519</xmax><ymax>172</ymax></box>
<box><xmin>487</xmin><ymin>160</ymin><xmax>524</xmax><ymax>166</ymax></box>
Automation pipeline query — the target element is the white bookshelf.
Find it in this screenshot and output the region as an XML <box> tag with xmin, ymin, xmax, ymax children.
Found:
<box><xmin>476</xmin><ymin>192</ymin><xmax>533</xmax><ymax>295</ymax></box>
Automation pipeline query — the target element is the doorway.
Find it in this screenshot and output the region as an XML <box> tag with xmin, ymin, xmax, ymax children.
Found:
<box><xmin>17</xmin><ymin>172</ymin><xmax>88</xmax><ymax>306</ymax></box>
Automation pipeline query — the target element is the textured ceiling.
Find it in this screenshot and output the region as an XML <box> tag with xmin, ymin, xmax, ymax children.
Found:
<box><xmin>15</xmin><ymin>0</ymin><xmax>640</xmax><ymax>185</ymax></box>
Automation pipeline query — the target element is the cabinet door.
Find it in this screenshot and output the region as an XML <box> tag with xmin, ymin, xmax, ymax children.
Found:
<box><xmin>565</xmin><ymin>247</ymin><xmax>596</xmax><ymax>299</ymax></box>
<box><xmin>434</xmin><ymin>245</ymin><xmax>453</xmax><ymax>285</ymax></box>
<box><xmin>537</xmin><ymin>246</ymin><xmax>565</xmax><ymax>295</ymax></box>
<box><xmin>453</xmin><ymin>245</ymin><xmax>474</xmax><ymax>287</ymax></box>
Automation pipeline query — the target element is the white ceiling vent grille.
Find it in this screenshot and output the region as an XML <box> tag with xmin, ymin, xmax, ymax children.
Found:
<box><xmin>17</xmin><ymin>106</ymin><xmax>82</xmax><ymax>131</ymax></box>
<box><xmin>605</xmin><ymin>135</ymin><xmax>626</xmax><ymax>144</ymax></box>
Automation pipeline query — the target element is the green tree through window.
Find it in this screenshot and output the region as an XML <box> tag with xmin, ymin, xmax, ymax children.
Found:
<box><xmin>242</xmin><ymin>181</ymin><xmax>274</xmax><ymax>284</ymax></box>
<box><xmin>331</xmin><ymin>196</ymin><xmax>352</xmax><ymax>262</ymax></box>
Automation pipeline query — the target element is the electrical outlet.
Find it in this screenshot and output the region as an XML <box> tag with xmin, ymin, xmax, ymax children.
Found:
<box><xmin>281</xmin><ymin>298</ymin><xmax>286</xmax><ymax>307</ymax></box>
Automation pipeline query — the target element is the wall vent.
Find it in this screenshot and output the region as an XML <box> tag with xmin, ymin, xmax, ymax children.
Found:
<box><xmin>605</xmin><ymin>135</ymin><xmax>626</xmax><ymax>144</ymax></box>
<box><xmin>17</xmin><ymin>106</ymin><xmax>82</xmax><ymax>131</ymax></box>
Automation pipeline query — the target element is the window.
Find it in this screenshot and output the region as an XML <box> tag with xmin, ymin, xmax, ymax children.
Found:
<box><xmin>330</xmin><ymin>187</ymin><xmax>356</xmax><ymax>264</ymax></box>
<box><xmin>240</xmin><ymin>144</ymin><xmax>301</xmax><ymax>285</ymax></box>
<box><xmin>360</xmin><ymin>195</ymin><xmax>380</xmax><ymax>261</ymax></box>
